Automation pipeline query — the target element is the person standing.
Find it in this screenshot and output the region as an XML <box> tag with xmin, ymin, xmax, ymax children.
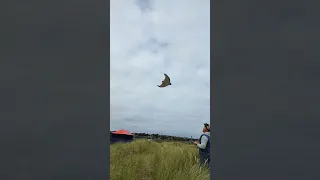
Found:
<box><xmin>194</xmin><ymin>123</ymin><xmax>210</xmax><ymax>168</ymax></box>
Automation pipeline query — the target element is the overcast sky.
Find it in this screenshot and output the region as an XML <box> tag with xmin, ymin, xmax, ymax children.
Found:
<box><xmin>110</xmin><ymin>0</ymin><xmax>210</xmax><ymax>137</ymax></box>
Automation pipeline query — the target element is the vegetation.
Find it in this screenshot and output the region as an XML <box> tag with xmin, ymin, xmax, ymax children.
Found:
<box><xmin>110</xmin><ymin>139</ymin><xmax>210</xmax><ymax>180</ymax></box>
<box><xmin>133</xmin><ymin>132</ymin><xmax>197</xmax><ymax>142</ymax></box>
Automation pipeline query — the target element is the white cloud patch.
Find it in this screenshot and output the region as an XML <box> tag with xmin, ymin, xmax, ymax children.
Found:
<box><xmin>110</xmin><ymin>0</ymin><xmax>210</xmax><ymax>137</ymax></box>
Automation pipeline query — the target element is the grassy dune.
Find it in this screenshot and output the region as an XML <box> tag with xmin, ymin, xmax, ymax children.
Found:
<box><xmin>110</xmin><ymin>139</ymin><xmax>210</xmax><ymax>180</ymax></box>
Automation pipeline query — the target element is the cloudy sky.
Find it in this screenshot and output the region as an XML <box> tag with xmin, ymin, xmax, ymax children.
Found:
<box><xmin>110</xmin><ymin>0</ymin><xmax>210</xmax><ymax>138</ymax></box>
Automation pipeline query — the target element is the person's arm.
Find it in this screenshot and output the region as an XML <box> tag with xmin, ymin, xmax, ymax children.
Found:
<box><xmin>197</xmin><ymin>135</ymin><xmax>208</xmax><ymax>149</ymax></box>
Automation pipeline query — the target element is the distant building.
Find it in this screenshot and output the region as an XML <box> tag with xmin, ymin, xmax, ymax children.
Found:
<box><xmin>110</xmin><ymin>129</ymin><xmax>134</xmax><ymax>144</ymax></box>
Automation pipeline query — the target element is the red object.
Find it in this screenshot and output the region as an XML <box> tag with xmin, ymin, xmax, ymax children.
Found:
<box><xmin>111</xmin><ymin>129</ymin><xmax>133</xmax><ymax>136</ymax></box>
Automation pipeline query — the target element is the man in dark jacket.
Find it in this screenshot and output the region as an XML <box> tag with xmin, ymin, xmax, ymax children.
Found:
<box><xmin>194</xmin><ymin>123</ymin><xmax>210</xmax><ymax>168</ymax></box>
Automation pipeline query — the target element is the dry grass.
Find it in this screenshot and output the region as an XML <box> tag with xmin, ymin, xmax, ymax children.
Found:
<box><xmin>110</xmin><ymin>139</ymin><xmax>210</xmax><ymax>180</ymax></box>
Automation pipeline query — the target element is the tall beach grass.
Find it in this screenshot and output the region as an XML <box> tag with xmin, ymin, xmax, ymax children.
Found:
<box><xmin>110</xmin><ymin>139</ymin><xmax>210</xmax><ymax>180</ymax></box>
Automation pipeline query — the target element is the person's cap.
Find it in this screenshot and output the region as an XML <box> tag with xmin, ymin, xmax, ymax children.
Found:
<box><xmin>204</xmin><ymin>123</ymin><xmax>210</xmax><ymax>131</ymax></box>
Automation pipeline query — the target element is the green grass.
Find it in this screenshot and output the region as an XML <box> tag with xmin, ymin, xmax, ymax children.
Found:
<box><xmin>110</xmin><ymin>139</ymin><xmax>210</xmax><ymax>180</ymax></box>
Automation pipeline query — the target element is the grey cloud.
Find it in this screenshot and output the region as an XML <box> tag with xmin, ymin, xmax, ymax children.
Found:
<box><xmin>110</xmin><ymin>0</ymin><xmax>210</xmax><ymax>137</ymax></box>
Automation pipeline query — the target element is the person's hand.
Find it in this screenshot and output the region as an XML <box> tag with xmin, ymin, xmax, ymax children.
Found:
<box><xmin>193</xmin><ymin>141</ymin><xmax>198</xmax><ymax>145</ymax></box>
